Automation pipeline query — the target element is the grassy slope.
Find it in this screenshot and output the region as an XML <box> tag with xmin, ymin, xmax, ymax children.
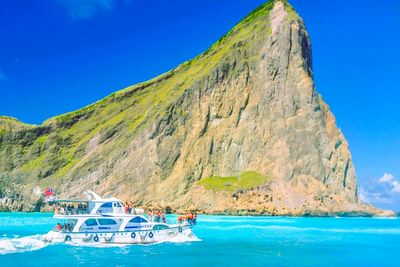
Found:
<box><xmin>0</xmin><ymin>1</ymin><xmax>296</xmax><ymax>187</ymax></box>
<box><xmin>0</xmin><ymin>116</ymin><xmax>34</xmax><ymax>132</ymax></box>
<box><xmin>196</xmin><ymin>171</ymin><xmax>270</xmax><ymax>192</ymax></box>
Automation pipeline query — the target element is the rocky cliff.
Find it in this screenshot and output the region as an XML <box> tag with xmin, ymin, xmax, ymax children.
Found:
<box><xmin>0</xmin><ymin>0</ymin><xmax>389</xmax><ymax>215</ymax></box>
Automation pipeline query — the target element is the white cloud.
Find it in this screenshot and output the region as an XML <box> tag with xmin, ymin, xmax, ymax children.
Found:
<box><xmin>379</xmin><ymin>173</ymin><xmax>395</xmax><ymax>183</ymax></box>
<box><xmin>393</xmin><ymin>181</ymin><xmax>400</xmax><ymax>193</ymax></box>
<box><xmin>56</xmin><ymin>0</ymin><xmax>115</xmax><ymax>20</ymax></box>
<box><xmin>360</xmin><ymin>172</ymin><xmax>400</xmax><ymax>209</ymax></box>
<box><xmin>379</xmin><ymin>173</ymin><xmax>400</xmax><ymax>193</ymax></box>
<box><xmin>359</xmin><ymin>187</ymin><xmax>394</xmax><ymax>204</ymax></box>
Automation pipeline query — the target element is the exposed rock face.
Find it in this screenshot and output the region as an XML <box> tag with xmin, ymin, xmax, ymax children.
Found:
<box><xmin>0</xmin><ymin>1</ymin><xmax>390</xmax><ymax>215</ymax></box>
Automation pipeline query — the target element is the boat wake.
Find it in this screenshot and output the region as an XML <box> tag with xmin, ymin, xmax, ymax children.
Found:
<box><xmin>0</xmin><ymin>235</ymin><xmax>49</xmax><ymax>255</ymax></box>
<box><xmin>67</xmin><ymin>233</ymin><xmax>201</xmax><ymax>248</ymax></box>
<box><xmin>154</xmin><ymin>233</ymin><xmax>202</xmax><ymax>245</ymax></box>
<box><xmin>0</xmin><ymin>233</ymin><xmax>201</xmax><ymax>254</ymax></box>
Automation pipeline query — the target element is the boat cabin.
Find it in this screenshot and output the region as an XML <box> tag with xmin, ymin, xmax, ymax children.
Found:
<box><xmin>51</xmin><ymin>191</ymin><xmax>125</xmax><ymax>215</ymax></box>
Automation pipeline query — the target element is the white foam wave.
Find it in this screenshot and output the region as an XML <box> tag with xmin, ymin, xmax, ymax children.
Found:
<box><xmin>72</xmin><ymin>234</ymin><xmax>201</xmax><ymax>248</ymax></box>
<box><xmin>0</xmin><ymin>232</ymin><xmax>201</xmax><ymax>253</ymax></box>
<box><xmin>156</xmin><ymin>234</ymin><xmax>202</xmax><ymax>244</ymax></box>
<box><xmin>205</xmin><ymin>224</ymin><xmax>400</xmax><ymax>234</ymax></box>
<box><xmin>0</xmin><ymin>235</ymin><xmax>48</xmax><ymax>255</ymax></box>
<box><xmin>199</xmin><ymin>217</ymin><xmax>295</xmax><ymax>224</ymax></box>
<box><xmin>67</xmin><ymin>241</ymin><xmax>128</xmax><ymax>248</ymax></box>
<box><xmin>46</xmin><ymin>232</ymin><xmax>201</xmax><ymax>249</ymax></box>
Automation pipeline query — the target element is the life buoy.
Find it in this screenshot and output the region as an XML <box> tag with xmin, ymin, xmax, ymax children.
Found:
<box><xmin>65</xmin><ymin>235</ymin><xmax>72</xmax><ymax>242</ymax></box>
<box><xmin>131</xmin><ymin>232</ymin><xmax>136</xmax><ymax>239</ymax></box>
<box><xmin>149</xmin><ymin>232</ymin><xmax>154</xmax><ymax>238</ymax></box>
<box><xmin>94</xmin><ymin>235</ymin><xmax>99</xmax><ymax>242</ymax></box>
<box><xmin>178</xmin><ymin>227</ymin><xmax>183</xmax><ymax>233</ymax></box>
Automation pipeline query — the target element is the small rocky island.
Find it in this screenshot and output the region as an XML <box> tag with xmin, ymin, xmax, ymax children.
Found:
<box><xmin>0</xmin><ymin>0</ymin><xmax>394</xmax><ymax>216</ymax></box>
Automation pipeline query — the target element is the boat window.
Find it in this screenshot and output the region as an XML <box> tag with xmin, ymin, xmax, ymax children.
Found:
<box><xmin>98</xmin><ymin>219</ymin><xmax>117</xmax><ymax>225</ymax></box>
<box><xmin>115</xmin><ymin>202</ymin><xmax>122</xmax><ymax>207</ymax></box>
<box><xmin>100</xmin><ymin>202</ymin><xmax>112</xmax><ymax>208</ymax></box>
<box><xmin>85</xmin><ymin>219</ymin><xmax>98</xmax><ymax>227</ymax></box>
<box><xmin>153</xmin><ymin>224</ymin><xmax>170</xmax><ymax>230</ymax></box>
<box><xmin>129</xmin><ymin>216</ymin><xmax>148</xmax><ymax>223</ymax></box>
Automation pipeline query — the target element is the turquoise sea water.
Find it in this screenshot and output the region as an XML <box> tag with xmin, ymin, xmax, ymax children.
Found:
<box><xmin>0</xmin><ymin>213</ymin><xmax>399</xmax><ymax>266</ymax></box>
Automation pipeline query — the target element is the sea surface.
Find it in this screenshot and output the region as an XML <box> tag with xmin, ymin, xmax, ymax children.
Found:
<box><xmin>0</xmin><ymin>213</ymin><xmax>399</xmax><ymax>266</ymax></box>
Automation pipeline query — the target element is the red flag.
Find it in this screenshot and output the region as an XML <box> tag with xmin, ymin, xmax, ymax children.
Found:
<box><xmin>44</xmin><ymin>188</ymin><xmax>54</xmax><ymax>196</ymax></box>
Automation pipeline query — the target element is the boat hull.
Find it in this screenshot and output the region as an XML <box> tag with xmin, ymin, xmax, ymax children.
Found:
<box><xmin>42</xmin><ymin>226</ymin><xmax>194</xmax><ymax>244</ymax></box>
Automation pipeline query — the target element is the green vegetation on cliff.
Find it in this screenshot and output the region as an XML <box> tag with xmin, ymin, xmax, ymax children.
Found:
<box><xmin>197</xmin><ymin>171</ymin><xmax>270</xmax><ymax>192</ymax></box>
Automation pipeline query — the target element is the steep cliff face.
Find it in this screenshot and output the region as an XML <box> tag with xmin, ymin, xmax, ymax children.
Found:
<box><xmin>0</xmin><ymin>1</ymin><xmax>386</xmax><ymax>215</ymax></box>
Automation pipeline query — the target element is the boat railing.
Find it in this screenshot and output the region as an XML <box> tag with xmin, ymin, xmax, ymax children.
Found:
<box><xmin>53</xmin><ymin>224</ymin><xmax>193</xmax><ymax>235</ymax></box>
<box><xmin>53</xmin><ymin>223</ymin><xmax>75</xmax><ymax>232</ymax></box>
<box><xmin>54</xmin><ymin>208</ymin><xmax>90</xmax><ymax>216</ymax></box>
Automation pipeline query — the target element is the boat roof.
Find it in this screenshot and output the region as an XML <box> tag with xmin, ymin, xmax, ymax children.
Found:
<box><xmin>49</xmin><ymin>191</ymin><xmax>122</xmax><ymax>204</ymax></box>
<box><xmin>53</xmin><ymin>214</ymin><xmax>142</xmax><ymax>219</ymax></box>
<box><xmin>50</xmin><ymin>198</ymin><xmax>121</xmax><ymax>203</ymax></box>
<box><xmin>50</xmin><ymin>199</ymin><xmax>89</xmax><ymax>203</ymax></box>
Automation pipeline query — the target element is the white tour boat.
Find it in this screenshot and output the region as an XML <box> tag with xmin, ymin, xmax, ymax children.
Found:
<box><xmin>42</xmin><ymin>191</ymin><xmax>195</xmax><ymax>244</ymax></box>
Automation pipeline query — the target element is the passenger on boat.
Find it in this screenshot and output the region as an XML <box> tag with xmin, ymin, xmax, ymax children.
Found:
<box><xmin>155</xmin><ymin>210</ymin><xmax>161</xmax><ymax>222</ymax></box>
<box><xmin>177</xmin><ymin>212</ymin><xmax>197</xmax><ymax>225</ymax></box>
<box><xmin>162</xmin><ymin>212</ymin><xmax>166</xmax><ymax>223</ymax></box>
<box><xmin>133</xmin><ymin>202</ymin><xmax>136</xmax><ymax>213</ymax></box>
<box><xmin>82</xmin><ymin>203</ymin><xmax>88</xmax><ymax>214</ymax></box>
<box><xmin>128</xmin><ymin>202</ymin><xmax>132</xmax><ymax>214</ymax></box>
<box><xmin>186</xmin><ymin>212</ymin><xmax>193</xmax><ymax>224</ymax></box>
<box><xmin>54</xmin><ymin>205</ymin><xmax>60</xmax><ymax>215</ymax></box>
<box><xmin>124</xmin><ymin>202</ymin><xmax>129</xmax><ymax>213</ymax></box>
<box><xmin>63</xmin><ymin>223</ymin><xmax>73</xmax><ymax>232</ymax></box>
<box><xmin>192</xmin><ymin>213</ymin><xmax>197</xmax><ymax>225</ymax></box>
<box><xmin>77</xmin><ymin>203</ymin><xmax>85</xmax><ymax>214</ymax></box>
<box><xmin>148</xmin><ymin>210</ymin><xmax>153</xmax><ymax>222</ymax></box>
<box><xmin>55</xmin><ymin>223</ymin><xmax>62</xmax><ymax>231</ymax></box>
<box><xmin>67</xmin><ymin>204</ymin><xmax>75</xmax><ymax>215</ymax></box>
<box><xmin>60</xmin><ymin>205</ymin><xmax>65</xmax><ymax>215</ymax></box>
<box><xmin>177</xmin><ymin>214</ymin><xmax>185</xmax><ymax>224</ymax></box>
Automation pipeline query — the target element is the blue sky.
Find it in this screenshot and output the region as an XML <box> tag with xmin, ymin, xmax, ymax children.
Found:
<box><xmin>0</xmin><ymin>0</ymin><xmax>399</xmax><ymax>211</ymax></box>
